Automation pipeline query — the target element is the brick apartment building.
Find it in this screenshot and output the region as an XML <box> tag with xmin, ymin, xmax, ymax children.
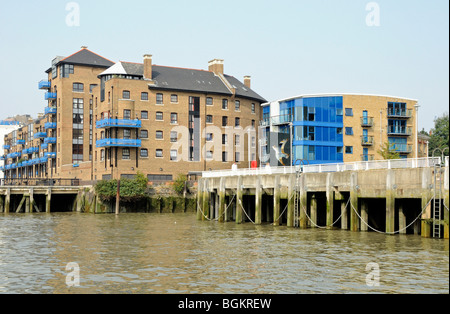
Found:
<box><xmin>1</xmin><ymin>47</ymin><xmax>266</xmax><ymax>182</ymax></box>
<box><xmin>261</xmin><ymin>94</ymin><xmax>420</xmax><ymax>166</ymax></box>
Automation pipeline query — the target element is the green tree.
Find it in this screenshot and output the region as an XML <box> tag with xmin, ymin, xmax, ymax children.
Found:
<box><xmin>95</xmin><ymin>172</ymin><xmax>148</xmax><ymax>202</ymax></box>
<box><xmin>428</xmin><ymin>113</ymin><xmax>449</xmax><ymax>157</ymax></box>
<box><xmin>378</xmin><ymin>141</ymin><xmax>400</xmax><ymax>160</ymax></box>
<box><xmin>173</xmin><ymin>174</ymin><xmax>187</xmax><ymax>195</ymax></box>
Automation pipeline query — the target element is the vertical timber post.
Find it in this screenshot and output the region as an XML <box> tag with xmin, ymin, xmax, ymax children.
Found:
<box><xmin>386</xmin><ymin>170</ymin><xmax>395</xmax><ymax>234</ymax></box>
<box><xmin>273</xmin><ymin>175</ymin><xmax>281</xmax><ymax>226</ymax></box>
<box><xmin>115</xmin><ymin>180</ymin><xmax>120</xmax><ymax>215</ymax></box>
<box><xmin>255</xmin><ymin>176</ymin><xmax>262</xmax><ymax>225</ymax></box>
<box><xmin>399</xmin><ymin>202</ymin><xmax>406</xmax><ymax>234</ymax></box>
<box><xmin>236</xmin><ymin>176</ymin><xmax>243</xmax><ymax>224</ymax></box>
<box><xmin>310</xmin><ymin>194</ymin><xmax>318</xmax><ymax>227</ymax></box>
<box><xmin>299</xmin><ymin>175</ymin><xmax>308</xmax><ymax>229</ymax></box>
<box><xmin>5</xmin><ymin>188</ymin><xmax>11</xmax><ymax>214</ymax></box>
<box><xmin>46</xmin><ymin>188</ymin><xmax>51</xmax><ymax>213</ymax></box>
<box><xmin>202</xmin><ymin>179</ymin><xmax>210</xmax><ymax>221</ymax></box>
<box><xmin>341</xmin><ymin>198</ymin><xmax>348</xmax><ymax>230</ymax></box>
<box><xmin>360</xmin><ymin>200</ymin><xmax>368</xmax><ymax>232</ymax></box>
<box><xmin>287</xmin><ymin>174</ymin><xmax>294</xmax><ymax>227</ymax></box>
<box><xmin>350</xmin><ymin>173</ymin><xmax>359</xmax><ymax>232</ymax></box>
<box><xmin>326</xmin><ymin>173</ymin><xmax>334</xmax><ymax>229</ymax></box>
<box><xmin>218</xmin><ymin>177</ymin><xmax>225</xmax><ymax>223</ymax></box>
<box><xmin>197</xmin><ymin>179</ymin><xmax>203</xmax><ymax>221</ymax></box>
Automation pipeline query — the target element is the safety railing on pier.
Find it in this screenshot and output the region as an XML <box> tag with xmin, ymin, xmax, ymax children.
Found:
<box><xmin>201</xmin><ymin>157</ymin><xmax>443</xmax><ymax>178</ymax></box>
<box><xmin>0</xmin><ymin>178</ymin><xmax>81</xmax><ymax>187</ymax></box>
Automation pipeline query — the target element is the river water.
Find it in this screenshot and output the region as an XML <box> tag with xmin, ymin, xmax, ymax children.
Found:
<box><xmin>0</xmin><ymin>212</ymin><xmax>448</xmax><ymax>294</ymax></box>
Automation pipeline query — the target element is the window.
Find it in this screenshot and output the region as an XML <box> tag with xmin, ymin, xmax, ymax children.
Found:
<box><xmin>235</xmin><ymin>152</ymin><xmax>241</xmax><ymax>162</ymax></box>
<box><xmin>345</xmin><ymin>127</ymin><xmax>354</xmax><ymax>135</ymax></box>
<box><xmin>206</xmin><ymin>151</ymin><xmax>213</xmax><ymax>160</ymax></box>
<box><xmin>170</xmin><ymin>150</ymin><xmax>178</xmax><ymax>161</ymax></box>
<box><xmin>147</xmin><ymin>174</ymin><xmax>173</xmax><ymax>182</ymax></box>
<box><xmin>141</xmin><ymin>111</ymin><xmax>148</xmax><ymax>120</ymax></box>
<box><xmin>222</xmin><ymin>134</ymin><xmax>228</xmax><ymax>145</ymax></box>
<box><xmin>122</xmin><ymin>148</ymin><xmax>130</xmax><ymax>160</ymax></box>
<box><xmin>235</xmin><ymin>135</ymin><xmax>240</xmax><ymax>146</ymax></box>
<box><xmin>252</xmin><ymin>120</ymin><xmax>256</xmax><ymax>128</ymax></box>
<box><xmin>206</xmin><ymin>97</ymin><xmax>213</xmax><ymax>106</ymax></box>
<box><xmin>251</xmin><ymin>103</ymin><xmax>256</xmax><ymax>114</ymax></box>
<box><xmin>62</xmin><ymin>64</ymin><xmax>74</xmax><ymax>78</ymax></box>
<box><xmin>345</xmin><ymin>146</ymin><xmax>353</xmax><ymax>154</ymax></box>
<box><xmin>222</xmin><ymin>116</ymin><xmax>228</xmax><ymax>127</ymax></box>
<box><xmin>170</xmin><ymin>132</ymin><xmax>178</xmax><ymax>143</ymax></box>
<box><xmin>171</xmin><ymin>94</ymin><xmax>178</xmax><ymax>103</ymax></box>
<box><xmin>222</xmin><ymin>151</ymin><xmax>228</xmax><ymax>162</ymax></box>
<box><xmin>73</xmin><ymin>98</ymin><xmax>84</xmax><ymax>109</ymax></box>
<box><xmin>345</xmin><ymin>108</ymin><xmax>353</xmax><ymax>116</ymax></box>
<box><xmin>100</xmin><ymin>149</ymin><xmax>105</xmax><ymax>161</ymax></box>
<box><xmin>336</xmin><ymin>108</ymin><xmax>343</xmax><ymax>116</ymax></box>
<box><xmin>72</xmin><ymin>83</ymin><xmax>84</xmax><ymax>92</ymax></box>
<box><xmin>337</xmin><ymin>127</ymin><xmax>343</xmax><ymax>135</ymax></box>
<box><xmin>156</xmin><ymin>131</ymin><xmax>163</xmax><ymax>139</ymax></box>
<box><xmin>235</xmin><ymin>100</ymin><xmax>241</xmax><ymax>111</ymax></box>
<box><xmin>156</xmin><ymin>93</ymin><xmax>163</xmax><ymax>104</ymax></box>
<box><xmin>141</xmin><ymin>92</ymin><xmax>148</xmax><ymax>101</ymax></box>
<box><xmin>206</xmin><ymin>115</ymin><xmax>213</xmax><ymax>124</ymax></box>
<box><xmin>235</xmin><ymin>117</ymin><xmax>240</xmax><ymax>127</ymax></box>
<box><xmin>140</xmin><ymin>149</ymin><xmax>148</xmax><ymax>158</ymax></box>
<box><xmin>89</xmin><ymin>84</ymin><xmax>98</xmax><ymax>93</ymax></box>
<box><xmin>171</xmin><ymin>113</ymin><xmax>178</xmax><ymax>124</ymax></box>
<box><xmin>123</xmin><ymin>129</ymin><xmax>131</xmax><ymax>140</ymax></box>
<box><xmin>206</xmin><ymin>133</ymin><xmax>213</xmax><ymax>142</ymax></box>
<box><xmin>123</xmin><ymin>90</ymin><xmax>130</xmax><ymax>99</ymax></box>
<box><xmin>337</xmin><ymin>147</ymin><xmax>344</xmax><ymax>154</ymax></box>
<box><xmin>156</xmin><ymin>149</ymin><xmax>163</xmax><ymax>158</ymax></box>
<box><xmin>156</xmin><ymin>112</ymin><xmax>163</xmax><ymax>121</ymax></box>
<box><xmin>222</xmin><ymin>99</ymin><xmax>228</xmax><ymax>110</ymax></box>
<box><xmin>140</xmin><ymin>130</ymin><xmax>148</xmax><ymax>139</ymax></box>
<box><xmin>123</xmin><ymin>110</ymin><xmax>131</xmax><ymax>120</ymax></box>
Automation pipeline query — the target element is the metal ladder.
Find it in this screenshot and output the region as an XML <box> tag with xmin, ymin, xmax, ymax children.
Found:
<box><xmin>433</xmin><ymin>162</ymin><xmax>442</xmax><ymax>239</ymax></box>
<box><xmin>293</xmin><ymin>160</ymin><xmax>307</xmax><ymax>228</ymax></box>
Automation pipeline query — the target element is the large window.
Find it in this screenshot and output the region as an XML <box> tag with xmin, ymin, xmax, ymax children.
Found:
<box><xmin>73</xmin><ymin>83</ymin><xmax>84</xmax><ymax>92</ymax></box>
<box><xmin>62</xmin><ymin>64</ymin><xmax>74</xmax><ymax>78</ymax></box>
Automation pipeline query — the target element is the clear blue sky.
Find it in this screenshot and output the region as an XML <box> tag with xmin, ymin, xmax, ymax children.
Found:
<box><xmin>0</xmin><ymin>0</ymin><xmax>448</xmax><ymax>131</ymax></box>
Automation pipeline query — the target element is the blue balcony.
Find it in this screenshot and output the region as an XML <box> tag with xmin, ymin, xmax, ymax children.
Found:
<box><xmin>388</xmin><ymin>126</ymin><xmax>412</xmax><ymax>136</ymax></box>
<box><xmin>40</xmin><ymin>157</ymin><xmax>49</xmax><ymax>164</ymax></box>
<box><xmin>3</xmin><ymin>145</ymin><xmax>10</xmax><ymax>150</ymax></box>
<box><xmin>16</xmin><ymin>139</ymin><xmax>26</xmax><ymax>145</ymax></box>
<box><xmin>8</xmin><ymin>152</ymin><xmax>21</xmax><ymax>159</ymax></box>
<box><xmin>39</xmin><ymin>80</ymin><xmax>51</xmax><ymax>90</ymax></box>
<box><xmin>0</xmin><ymin>156</ymin><xmax>5</xmax><ymax>161</ymax></box>
<box><xmin>41</xmin><ymin>143</ymin><xmax>48</xmax><ymax>150</ymax></box>
<box><xmin>44</xmin><ymin>137</ymin><xmax>57</xmax><ymax>144</ymax></box>
<box><xmin>96</xmin><ymin>119</ymin><xmax>142</xmax><ymax>129</ymax></box>
<box><xmin>44</xmin><ymin>152</ymin><xmax>56</xmax><ymax>159</ymax></box>
<box><xmin>45</xmin><ymin>92</ymin><xmax>57</xmax><ymax>100</ymax></box>
<box><xmin>22</xmin><ymin>147</ymin><xmax>39</xmax><ymax>155</ymax></box>
<box><xmin>44</xmin><ymin>122</ymin><xmax>57</xmax><ymax>130</ymax></box>
<box><xmin>45</xmin><ymin>107</ymin><xmax>57</xmax><ymax>115</ymax></box>
<box><xmin>96</xmin><ymin>138</ymin><xmax>142</xmax><ymax>148</ymax></box>
<box><xmin>34</xmin><ymin>132</ymin><xmax>47</xmax><ymax>139</ymax></box>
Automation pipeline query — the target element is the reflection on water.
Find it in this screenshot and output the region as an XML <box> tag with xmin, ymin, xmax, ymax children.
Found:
<box><xmin>0</xmin><ymin>213</ymin><xmax>448</xmax><ymax>294</ymax></box>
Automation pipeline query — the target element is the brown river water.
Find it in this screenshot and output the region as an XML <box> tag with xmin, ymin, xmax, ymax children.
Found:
<box><xmin>0</xmin><ymin>212</ymin><xmax>448</xmax><ymax>294</ymax></box>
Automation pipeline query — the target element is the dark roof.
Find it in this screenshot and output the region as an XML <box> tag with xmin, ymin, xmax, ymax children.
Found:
<box><xmin>103</xmin><ymin>62</ymin><xmax>267</xmax><ymax>103</ymax></box>
<box><xmin>46</xmin><ymin>48</ymin><xmax>114</xmax><ymax>72</ymax></box>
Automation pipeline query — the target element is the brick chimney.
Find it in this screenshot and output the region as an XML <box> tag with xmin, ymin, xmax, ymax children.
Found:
<box><xmin>244</xmin><ymin>76</ymin><xmax>251</xmax><ymax>89</ymax></box>
<box><xmin>143</xmin><ymin>54</ymin><xmax>153</xmax><ymax>80</ymax></box>
<box><xmin>208</xmin><ymin>59</ymin><xmax>224</xmax><ymax>75</ymax></box>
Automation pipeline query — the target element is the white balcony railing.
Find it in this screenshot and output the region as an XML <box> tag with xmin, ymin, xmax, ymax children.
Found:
<box><xmin>201</xmin><ymin>157</ymin><xmax>443</xmax><ymax>178</ymax></box>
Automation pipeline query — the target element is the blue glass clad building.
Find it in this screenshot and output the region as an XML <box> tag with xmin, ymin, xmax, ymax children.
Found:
<box><xmin>262</xmin><ymin>96</ymin><xmax>344</xmax><ymax>165</ymax></box>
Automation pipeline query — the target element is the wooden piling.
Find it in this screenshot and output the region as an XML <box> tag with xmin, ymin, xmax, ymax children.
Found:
<box><xmin>399</xmin><ymin>203</ymin><xmax>406</xmax><ymax>234</ymax></box>
<box><xmin>287</xmin><ymin>175</ymin><xmax>294</xmax><ymax>227</ymax></box>
<box><xmin>202</xmin><ymin>179</ymin><xmax>210</xmax><ymax>221</ymax></box>
<box><xmin>273</xmin><ymin>175</ymin><xmax>281</xmax><ymax>226</ymax></box>
<box><xmin>310</xmin><ymin>194</ymin><xmax>318</xmax><ymax>227</ymax></box>
<box><xmin>46</xmin><ymin>188</ymin><xmax>51</xmax><ymax>213</ymax></box>
<box><xmin>236</xmin><ymin>176</ymin><xmax>243</xmax><ymax>224</ymax></box>
<box><xmin>5</xmin><ymin>188</ymin><xmax>10</xmax><ymax>214</ymax></box>
<box><xmin>341</xmin><ymin>199</ymin><xmax>348</xmax><ymax>230</ymax></box>
<box><xmin>361</xmin><ymin>200</ymin><xmax>369</xmax><ymax>232</ymax></box>
<box><xmin>197</xmin><ymin>179</ymin><xmax>203</xmax><ymax>221</ymax></box>
<box><xmin>386</xmin><ymin>170</ymin><xmax>395</xmax><ymax>234</ymax></box>
<box><xmin>255</xmin><ymin>176</ymin><xmax>262</xmax><ymax>225</ymax></box>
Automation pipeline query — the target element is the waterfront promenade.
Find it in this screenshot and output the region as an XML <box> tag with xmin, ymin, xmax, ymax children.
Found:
<box><xmin>197</xmin><ymin>157</ymin><xmax>449</xmax><ymax>239</ymax></box>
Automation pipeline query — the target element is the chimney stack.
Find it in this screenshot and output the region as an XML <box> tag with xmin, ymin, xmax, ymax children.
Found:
<box><xmin>143</xmin><ymin>54</ymin><xmax>153</xmax><ymax>80</ymax></box>
<box><xmin>244</xmin><ymin>76</ymin><xmax>251</xmax><ymax>89</ymax></box>
<box><xmin>208</xmin><ymin>59</ymin><xmax>224</xmax><ymax>75</ymax></box>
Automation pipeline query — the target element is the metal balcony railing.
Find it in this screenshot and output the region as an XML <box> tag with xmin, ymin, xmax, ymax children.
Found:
<box><xmin>361</xmin><ymin>117</ymin><xmax>374</xmax><ymax>127</ymax></box>
<box><xmin>39</xmin><ymin>80</ymin><xmax>51</xmax><ymax>90</ymax></box>
<box><xmin>45</xmin><ymin>107</ymin><xmax>57</xmax><ymax>115</ymax></box>
<box><xmin>34</xmin><ymin>132</ymin><xmax>47</xmax><ymax>139</ymax></box>
<box><xmin>361</xmin><ymin>136</ymin><xmax>374</xmax><ymax>146</ymax></box>
<box><xmin>44</xmin><ymin>122</ymin><xmax>57</xmax><ymax>130</ymax></box>
<box><xmin>96</xmin><ymin>119</ymin><xmax>142</xmax><ymax>129</ymax></box>
<box><xmin>44</xmin><ymin>137</ymin><xmax>57</xmax><ymax>144</ymax></box>
<box><xmin>96</xmin><ymin>138</ymin><xmax>142</xmax><ymax>148</ymax></box>
<box><xmin>387</xmin><ymin>108</ymin><xmax>412</xmax><ymax>118</ymax></box>
<box><xmin>387</xmin><ymin>126</ymin><xmax>412</xmax><ymax>136</ymax></box>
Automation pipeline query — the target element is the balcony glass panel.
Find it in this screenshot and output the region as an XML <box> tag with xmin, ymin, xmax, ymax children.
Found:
<box><xmin>96</xmin><ymin>119</ymin><xmax>142</xmax><ymax>129</ymax></box>
<box><xmin>96</xmin><ymin>138</ymin><xmax>142</xmax><ymax>148</ymax></box>
<box><xmin>44</xmin><ymin>137</ymin><xmax>57</xmax><ymax>144</ymax></box>
<box><xmin>39</xmin><ymin>80</ymin><xmax>51</xmax><ymax>89</ymax></box>
<box><xmin>45</xmin><ymin>92</ymin><xmax>57</xmax><ymax>100</ymax></box>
